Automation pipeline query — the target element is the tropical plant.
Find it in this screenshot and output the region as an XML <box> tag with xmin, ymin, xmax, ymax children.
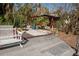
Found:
<box><xmin>32</xmin><ymin>17</ymin><xmax>49</xmax><ymax>29</ymax></box>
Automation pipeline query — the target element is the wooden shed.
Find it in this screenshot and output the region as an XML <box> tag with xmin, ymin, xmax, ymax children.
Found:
<box><xmin>31</xmin><ymin>14</ymin><xmax>60</xmax><ymax>28</ymax></box>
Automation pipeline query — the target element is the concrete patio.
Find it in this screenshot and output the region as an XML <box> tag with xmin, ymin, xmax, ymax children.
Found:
<box><xmin>0</xmin><ymin>34</ymin><xmax>75</xmax><ymax>56</ymax></box>
<box><xmin>0</xmin><ymin>25</ymin><xmax>75</xmax><ymax>56</ymax></box>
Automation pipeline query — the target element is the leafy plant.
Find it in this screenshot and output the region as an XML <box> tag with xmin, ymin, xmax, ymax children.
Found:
<box><xmin>0</xmin><ymin>15</ymin><xmax>6</xmax><ymax>25</ymax></box>
<box><xmin>32</xmin><ymin>17</ymin><xmax>49</xmax><ymax>29</ymax></box>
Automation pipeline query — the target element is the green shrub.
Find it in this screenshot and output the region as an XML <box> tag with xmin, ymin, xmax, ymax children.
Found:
<box><xmin>0</xmin><ymin>16</ymin><xmax>5</xmax><ymax>25</ymax></box>
<box><xmin>56</xmin><ymin>19</ymin><xmax>64</xmax><ymax>31</ymax></box>
<box><xmin>32</xmin><ymin>17</ymin><xmax>49</xmax><ymax>25</ymax></box>
<box><xmin>32</xmin><ymin>17</ymin><xmax>49</xmax><ymax>29</ymax></box>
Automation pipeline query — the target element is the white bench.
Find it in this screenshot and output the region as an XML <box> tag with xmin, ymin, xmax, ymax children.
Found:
<box><xmin>0</xmin><ymin>27</ymin><xmax>23</xmax><ymax>49</ymax></box>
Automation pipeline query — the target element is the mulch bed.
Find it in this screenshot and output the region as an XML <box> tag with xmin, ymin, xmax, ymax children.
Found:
<box><xmin>58</xmin><ymin>32</ymin><xmax>77</xmax><ymax>48</ymax></box>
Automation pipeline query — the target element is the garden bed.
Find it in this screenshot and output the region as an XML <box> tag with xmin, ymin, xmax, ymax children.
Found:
<box><xmin>58</xmin><ymin>32</ymin><xmax>77</xmax><ymax>48</ymax></box>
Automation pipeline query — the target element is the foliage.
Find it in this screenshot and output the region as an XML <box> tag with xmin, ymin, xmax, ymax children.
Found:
<box><xmin>13</xmin><ymin>13</ymin><xmax>25</xmax><ymax>28</ymax></box>
<box><xmin>0</xmin><ymin>3</ymin><xmax>49</xmax><ymax>27</ymax></box>
<box><xmin>56</xmin><ymin>19</ymin><xmax>64</xmax><ymax>31</ymax></box>
<box><xmin>15</xmin><ymin>4</ymin><xmax>33</xmax><ymax>27</ymax></box>
<box><xmin>0</xmin><ymin>16</ymin><xmax>5</xmax><ymax>25</ymax></box>
<box><xmin>4</xmin><ymin>4</ymin><xmax>14</xmax><ymax>25</ymax></box>
<box><xmin>13</xmin><ymin>17</ymin><xmax>20</xmax><ymax>28</ymax></box>
<box><xmin>53</xmin><ymin>8</ymin><xmax>65</xmax><ymax>31</ymax></box>
<box><xmin>32</xmin><ymin>17</ymin><xmax>49</xmax><ymax>29</ymax></box>
<box><xmin>0</xmin><ymin>4</ymin><xmax>14</xmax><ymax>25</ymax></box>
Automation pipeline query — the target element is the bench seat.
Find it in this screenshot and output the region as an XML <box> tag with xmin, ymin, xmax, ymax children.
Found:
<box><xmin>0</xmin><ymin>38</ymin><xmax>22</xmax><ymax>49</ymax></box>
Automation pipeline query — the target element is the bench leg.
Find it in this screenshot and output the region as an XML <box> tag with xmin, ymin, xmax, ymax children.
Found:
<box><xmin>19</xmin><ymin>43</ymin><xmax>23</xmax><ymax>48</ymax></box>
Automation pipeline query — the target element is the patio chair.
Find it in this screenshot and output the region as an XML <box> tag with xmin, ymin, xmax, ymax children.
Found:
<box><xmin>0</xmin><ymin>27</ymin><xmax>23</xmax><ymax>49</ymax></box>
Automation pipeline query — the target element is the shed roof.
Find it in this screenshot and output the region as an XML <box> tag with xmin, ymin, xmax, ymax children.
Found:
<box><xmin>31</xmin><ymin>14</ymin><xmax>60</xmax><ymax>20</ymax></box>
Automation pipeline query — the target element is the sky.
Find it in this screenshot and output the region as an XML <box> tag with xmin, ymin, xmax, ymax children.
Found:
<box><xmin>42</xmin><ymin>3</ymin><xmax>73</xmax><ymax>12</ymax></box>
<box><xmin>15</xmin><ymin>3</ymin><xmax>74</xmax><ymax>12</ymax></box>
